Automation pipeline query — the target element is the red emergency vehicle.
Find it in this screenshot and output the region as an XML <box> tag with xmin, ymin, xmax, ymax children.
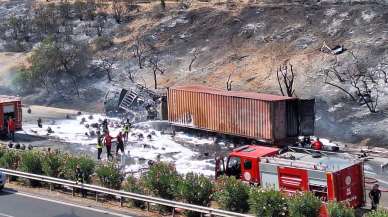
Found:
<box><xmin>0</xmin><ymin>96</ymin><xmax>22</xmax><ymax>136</ymax></box>
<box><xmin>215</xmin><ymin>145</ymin><xmax>365</xmax><ymax>208</ymax></box>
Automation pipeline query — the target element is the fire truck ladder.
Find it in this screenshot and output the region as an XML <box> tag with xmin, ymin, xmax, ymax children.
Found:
<box><xmin>119</xmin><ymin>90</ymin><xmax>138</xmax><ymax>111</ymax></box>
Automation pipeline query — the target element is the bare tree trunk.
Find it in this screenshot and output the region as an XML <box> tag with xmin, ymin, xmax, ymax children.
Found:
<box><xmin>153</xmin><ymin>69</ymin><xmax>157</xmax><ymax>89</ymax></box>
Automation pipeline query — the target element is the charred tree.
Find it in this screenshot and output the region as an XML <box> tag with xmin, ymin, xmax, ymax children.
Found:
<box><xmin>226</xmin><ymin>73</ymin><xmax>232</xmax><ymax>91</ymax></box>
<box><xmin>149</xmin><ymin>54</ymin><xmax>165</xmax><ymax>89</ymax></box>
<box><xmin>276</xmin><ymin>63</ymin><xmax>296</xmax><ymax>97</ymax></box>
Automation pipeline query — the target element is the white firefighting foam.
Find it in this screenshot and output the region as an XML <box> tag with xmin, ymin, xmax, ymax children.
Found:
<box><xmin>22</xmin><ymin>115</ymin><xmax>216</xmax><ymax>176</ymax></box>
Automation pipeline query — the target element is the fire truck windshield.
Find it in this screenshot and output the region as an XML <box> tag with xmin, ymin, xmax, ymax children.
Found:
<box><xmin>227</xmin><ymin>157</ymin><xmax>241</xmax><ymax>178</ymax></box>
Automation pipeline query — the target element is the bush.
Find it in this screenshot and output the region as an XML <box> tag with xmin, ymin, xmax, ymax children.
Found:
<box><xmin>214</xmin><ymin>176</ymin><xmax>250</xmax><ymax>213</ymax></box>
<box><xmin>366</xmin><ymin>209</ymin><xmax>388</xmax><ymax>217</ymax></box>
<box><xmin>142</xmin><ymin>162</ymin><xmax>180</xmax><ymax>200</ymax></box>
<box><xmin>42</xmin><ymin>153</ymin><xmax>63</xmax><ymax>177</ymax></box>
<box><xmin>123</xmin><ymin>176</ymin><xmax>146</xmax><ymax>208</ymax></box>
<box><xmin>177</xmin><ymin>173</ymin><xmax>214</xmax><ymax>217</ymax></box>
<box><xmin>0</xmin><ymin>149</ymin><xmax>19</xmax><ymax>169</ymax></box>
<box><xmin>19</xmin><ymin>151</ymin><xmax>42</xmax><ymax>174</ymax></box>
<box><xmin>142</xmin><ymin>162</ymin><xmax>181</xmax><ymax>212</ymax></box>
<box><xmin>288</xmin><ymin>192</ymin><xmax>322</xmax><ymax>217</ymax></box>
<box><xmin>19</xmin><ymin>151</ymin><xmax>43</xmax><ymax>187</ymax></box>
<box><xmin>249</xmin><ymin>187</ymin><xmax>288</xmax><ymax>217</ymax></box>
<box><xmin>95</xmin><ymin>163</ymin><xmax>123</xmax><ymax>189</ymax></box>
<box><xmin>93</xmin><ymin>36</ymin><xmax>113</xmax><ymax>51</ymax></box>
<box><xmin>327</xmin><ymin>201</ymin><xmax>355</xmax><ymax>217</ymax></box>
<box><xmin>61</xmin><ymin>154</ymin><xmax>95</xmax><ymax>183</ymax></box>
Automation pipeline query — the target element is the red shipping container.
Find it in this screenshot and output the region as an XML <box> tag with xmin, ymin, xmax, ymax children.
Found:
<box><xmin>167</xmin><ymin>85</ymin><xmax>314</xmax><ymax>143</ymax></box>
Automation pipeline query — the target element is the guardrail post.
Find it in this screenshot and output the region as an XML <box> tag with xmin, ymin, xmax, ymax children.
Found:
<box><xmin>96</xmin><ymin>192</ymin><xmax>98</xmax><ymax>202</ymax></box>
<box><xmin>49</xmin><ymin>184</ymin><xmax>52</xmax><ymax>191</ymax></box>
<box><xmin>72</xmin><ymin>187</ymin><xmax>75</xmax><ymax>197</ymax></box>
<box><xmin>120</xmin><ymin>197</ymin><xmax>124</xmax><ymax>207</ymax></box>
<box><xmin>147</xmin><ymin>202</ymin><xmax>150</xmax><ymax>212</ymax></box>
<box><xmin>172</xmin><ymin>208</ymin><xmax>175</xmax><ymax>217</ymax></box>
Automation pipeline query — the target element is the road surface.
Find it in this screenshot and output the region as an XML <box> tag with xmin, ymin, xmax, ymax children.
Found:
<box><xmin>0</xmin><ymin>189</ymin><xmax>133</xmax><ymax>217</ymax></box>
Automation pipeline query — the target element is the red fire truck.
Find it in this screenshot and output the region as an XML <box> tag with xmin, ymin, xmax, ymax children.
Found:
<box><xmin>215</xmin><ymin>145</ymin><xmax>365</xmax><ymax>208</ymax></box>
<box><xmin>0</xmin><ymin>96</ymin><xmax>22</xmax><ymax>137</ymax></box>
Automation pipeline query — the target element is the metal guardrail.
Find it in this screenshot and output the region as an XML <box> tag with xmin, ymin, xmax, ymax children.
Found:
<box><xmin>0</xmin><ymin>168</ymin><xmax>252</xmax><ymax>217</ymax></box>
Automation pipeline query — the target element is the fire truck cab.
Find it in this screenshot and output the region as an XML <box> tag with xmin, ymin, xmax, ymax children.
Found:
<box><xmin>0</xmin><ymin>96</ymin><xmax>22</xmax><ymax>137</ymax></box>
<box><xmin>215</xmin><ymin>145</ymin><xmax>280</xmax><ymax>183</ymax></box>
<box><xmin>216</xmin><ymin>145</ymin><xmax>365</xmax><ymax>208</ymax></box>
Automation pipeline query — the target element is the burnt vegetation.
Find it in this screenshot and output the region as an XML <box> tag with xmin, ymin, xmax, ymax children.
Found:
<box><xmin>0</xmin><ymin>0</ymin><xmax>136</xmax><ymax>98</ymax></box>
<box><xmin>323</xmin><ymin>52</ymin><xmax>388</xmax><ymax>113</ymax></box>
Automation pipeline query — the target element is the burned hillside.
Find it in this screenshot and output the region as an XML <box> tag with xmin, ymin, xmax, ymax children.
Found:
<box><xmin>0</xmin><ymin>0</ymin><xmax>387</xmax><ymax>145</ymax></box>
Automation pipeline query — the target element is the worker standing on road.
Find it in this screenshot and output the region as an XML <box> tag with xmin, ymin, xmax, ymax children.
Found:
<box><xmin>116</xmin><ymin>131</ymin><xmax>125</xmax><ymax>157</ymax></box>
<box><xmin>369</xmin><ymin>184</ymin><xmax>382</xmax><ymax>210</ymax></box>
<box><xmin>37</xmin><ymin>117</ymin><xmax>43</xmax><ymax>128</ymax></box>
<box><xmin>7</xmin><ymin>117</ymin><xmax>15</xmax><ymax>142</ymax></box>
<box><xmin>123</xmin><ymin>119</ymin><xmax>131</xmax><ymax>142</ymax></box>
<box><xmin>312</xmin><ymin>137</ymin><xmax>323</xmax><ymax>150</ymax></box>
<box><xmin>102</xmin><ymin>119</ymin><xmax>109</xmax><ymax>134</ymax></box>
<box><xmin>96</xmin><ymin>131</ymin><xmax>103</xmax><ymax>160</ymax></box>
<box><xmin>103</xmin><ymin>132</ymin><xmax>113</xmax><ymax>160</ymax></box>
<box><xmin>75</xmin><ymin>165</ymin><xmax>87</xmax><ymax>198</ymax></box>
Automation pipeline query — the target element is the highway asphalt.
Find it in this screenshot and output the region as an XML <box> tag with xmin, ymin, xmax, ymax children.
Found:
<box><xmin>0</xmin><ymin>189</ymin><xmax>134</xmax><ymax>217</ymax></box>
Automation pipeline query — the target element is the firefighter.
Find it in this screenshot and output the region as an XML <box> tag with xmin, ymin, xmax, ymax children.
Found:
<box><xmin>369</xmin><ymin>184</ymin><xmax>382</xmax><ymax>210</ymax></box>
<box><xmin>37</xmin><ymin>117</ymin><xmax>43</xmax><ymax>128</ymax></box>
<box><xmin>96</xmin><ymin>131</ymin><xmax>103</xmax><ymax>160</ymax></box>
<box><xmin>103</xmin><ymin>132</ymin><xmax>113</xmax><ymax>160</ymax></box>
<box><xmin>312</xmin><ymin>137</ymin><xmax>323</xmax><ymax>150</ymax></box>
<box><xmin>116</xmin><ymin>131</ymin><xmax>125</xmax><ymax>156</ymax></box>
<box><xmin>7</xmin><ymin>117</ymin><xmax>15</xmax><ymax>142</ymax></box>
<box><xmin>123</xmin><ymin>121</ymin><xmax>131</xmax><ymax>142</ymax></box>
<box><xmin>75</xmin><ymin>165</ymin><xmax>87</xmax><ymax>198</ymax></box>
<box><xmin>102</xmin><ymin>119</ymin><xmax>109</xmax><ymax>134</ymax></box>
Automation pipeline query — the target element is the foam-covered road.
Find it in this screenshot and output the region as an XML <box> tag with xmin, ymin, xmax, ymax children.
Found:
<box><xmin>0</xmin><ymin>190</ymin><xmax>133</xmax><ymax>217</ymax></box>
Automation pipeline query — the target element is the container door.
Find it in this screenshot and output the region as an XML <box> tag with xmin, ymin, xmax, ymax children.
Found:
<box><xmin>278</xmin><ymin>167</ymin><xmax>309</xmax><ymax>195</ymax></box>
<box><xmin>286</xmin><ymin>100</ymin><xmax>299</xmax><ymax>137</ymax></box>
<box><xmin>298</xmin><ymin>99</ymin><xmax>315</xmax><ymax>136</ymax></box>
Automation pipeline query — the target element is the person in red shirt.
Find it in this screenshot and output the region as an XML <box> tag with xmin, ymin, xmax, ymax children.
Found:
<box><xmin>7</xmin><ymin>117</ymin><xmax>15</xmax><ymax>142</ymax></box>
<box><xmin>103</xmin><ymin>132</ymin><xmax>113</xmax><ymax>160</ymax></box>
<box><xmin>312</xmin><ymin>137</ymin><xmax>323</xmax><ymax>150</ymax></box>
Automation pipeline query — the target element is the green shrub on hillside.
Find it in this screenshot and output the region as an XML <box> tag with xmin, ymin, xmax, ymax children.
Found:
<box><xmin>95</xmin><ymin>163</ymin><xmax>123</xmax><ymax>189</ymax></box>
<box><xmin>42</xmin><ymin>153</ymin><xmax>63</xmax><ymax>178</ymax></box>
<box><xmin>327</xmin><ymin>201</ymin><xmax>355</xmax><ymax>217</ymax></box>
<box><xmin>61</xmin><ymin>154</ymin><xmax>95</xmax><ymax>183</ymax></box>
<box><xmin>214</xmin><ymin>176</ymin><xmax>250</xmax><ymax>213</ymax></box>
<box><xmin>177</xmin><ymin>173</ymin><xmax>214</xmax><ymax>217</ymax></box>
<box><xmin>366</xmin><ymin>209</ymin><xmax>388</xmax><ymax>217</ymax></box>
<box><xmin>249</xmin><ymin>187</ymin><xmax>288</xmax><ymax>217</ymax></box>
<box><xmin>123</xmin><ymin>176</ymin><xmax>146</xmax><ymax>208</ymax></box>
<box><xmin>288</xmin><ymin>192</ymin><xmax>322</xmax><ymax>217</ymax></box>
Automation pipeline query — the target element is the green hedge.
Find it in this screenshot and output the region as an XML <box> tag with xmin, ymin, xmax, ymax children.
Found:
<box><xmin>288</xmin><ymin>192</ymin><xmax>322</xmax><ymax>217</ymax></box>
<box><xmin>366</xmin><ymin>209</ymin><xmax>388</xmax><ymax>217</ymax></box>
<box><xmin>0</xmin><ymin>147</ymin><xmax>368</xmax><ymax>217</ymax></box>
<box><xmin>95</xmin><ymin>163</ymin><xmax>123</xmax><ymax>189</ymax></box>
<box><xmin>214</xmin><ymin>176</ymin><xmax>250</xmax><ymax>213</ymax></box>
<box><xmin>249</xmin><ymin>187</ymin><xmax>288</xmax><ymax>217</ymax></box>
